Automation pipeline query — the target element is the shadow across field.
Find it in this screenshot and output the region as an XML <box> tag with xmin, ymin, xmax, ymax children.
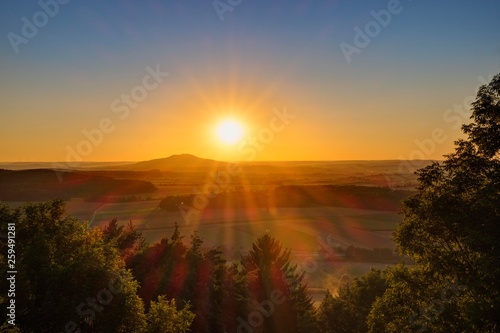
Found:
<box><xmin>160</xmin><ymin>185</ymin><xmax>411</xmax><ymax>212</ymax></box>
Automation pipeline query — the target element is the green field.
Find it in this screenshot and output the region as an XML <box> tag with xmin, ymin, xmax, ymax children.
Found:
<box><xmin>7</xmin><ymin>196</ymin><xmax>404</xmax><ymax>301</ymax></box>
<box><xmin>82</xmin><ymin>201</ymin><xmax>400</xmax><ymax>248</ymax></box>
<box><xmin>63</xmin><ymin>198</ymin><xmax>403</xmax><ymax>299</ymax></box>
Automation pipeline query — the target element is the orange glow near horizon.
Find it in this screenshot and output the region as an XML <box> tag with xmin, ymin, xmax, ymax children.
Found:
<box><xmin>0</xmin><ymin>57</ymin><xmax>464</xmax><ymax>163</ymax></box>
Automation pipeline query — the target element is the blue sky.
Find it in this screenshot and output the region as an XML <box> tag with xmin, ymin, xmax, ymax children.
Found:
<box><xmin>0</xmin><ymin>0</ymin><xmax>499</xmax><ymax>161</ymax></box>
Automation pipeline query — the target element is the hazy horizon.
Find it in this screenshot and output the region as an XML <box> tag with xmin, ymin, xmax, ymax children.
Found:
<box><xmin>0</xmin><ymin>153</ymin><xmax>443</xmax><ymax>164</ymax></box>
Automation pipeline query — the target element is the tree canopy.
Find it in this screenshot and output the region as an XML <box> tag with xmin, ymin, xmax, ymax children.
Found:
<box><xmin>0</xmin><ymin>200</ymin><xmax>146</xmax><ymax>332</ymax></box>
<box><xmin>370</xmin><ymin>73</ymin><xmax>500</xmax><ymax>332</ymax></box>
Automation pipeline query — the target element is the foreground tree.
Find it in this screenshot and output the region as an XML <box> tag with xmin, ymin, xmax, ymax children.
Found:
<box><xmin>318</xmin><ymin>268</ymin><xmax>388</xmax><ymax>333</ymax></box>
<box><xmin>367</xmin><ymin>265</ymin><xmax>468</xmax><ymax>332</ymax></box>
<box><xmin>102</xmin><ymin>218</ymin><xmax>147</xmax><ymax>264</ymax></box>
<box><xmin>145</xmin><ymin>296</ymin><xmax>195</xmax><ymax>333</ymax></box>
<box><xmin>240</xmin><ymin>234</ymin><xmax>319</xmax><ymax>333</ymax></box>
<box><xmin>129</xmin><ymin>226</ymin><xmax>235</xmax><ymax>333</ymax></box>
<box><xmin>0</xmin><ymin>200</ymin><xmax>146</xmax><ymax>332</ymax></box>
<box><xmin>369</xmin><ymin>74</ymin><xmax>500</xmax><ymax>332</ymax></box>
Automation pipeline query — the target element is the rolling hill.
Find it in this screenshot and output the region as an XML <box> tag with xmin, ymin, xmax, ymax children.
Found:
<box><xmin>0</xmin><ymin>169</ymin><xmax>157</xmax><ymax>201</ymax></box>
<box><xmin>126</xmin><ymin>154</ymin><xmax>226</xmax><ymax>171</ymax></box>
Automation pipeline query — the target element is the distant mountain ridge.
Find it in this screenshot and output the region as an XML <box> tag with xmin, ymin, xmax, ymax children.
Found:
<box><xmin>0</xmin><ymin>155</ymin><xmax>435</xmax><ymax>177</ymax></box>
<box><xmin>128</xmin><ymin>154</ymin><xmax>225</xmax><ymax>171</ymax></box>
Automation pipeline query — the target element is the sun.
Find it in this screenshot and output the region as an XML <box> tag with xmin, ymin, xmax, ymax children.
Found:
<box><xmin>216</xmin><ymin>119</ymin><xmax>244</xmax><ymax>145</ymax></box>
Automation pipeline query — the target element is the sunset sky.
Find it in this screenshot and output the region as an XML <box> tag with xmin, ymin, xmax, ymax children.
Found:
<box><xmin>1</xmin><ymin>0</ymin><xmax>499</xmax><ymax>162</ymax></box>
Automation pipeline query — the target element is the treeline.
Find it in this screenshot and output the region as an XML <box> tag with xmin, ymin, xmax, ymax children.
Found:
<box><xmin>316</xmin><ymin>74</ymin><xmax>500</xmax><ymax>332</ymax></box>
<box><xmin>160</xmin><ymin>185</ymin><xmax>411</xmax><ymax>212</ymax></box>
<box><xmin>0</xmin><ymin>169</ymin><xmax>157</xmax><ymax>201</ymax></box>
<box><xmin>342</xmin><ymin>246</ymin><xmax>399</xmax><ymax>263</ymax></box>
<box><xmin>84</xmin><ymin>195</ymin><xmax>156</xmax><ymax>203</ymax></box>
<box><xmin>2</xmin><ymin>187</ymin><xmax>497</xmax><ymax>333</ymax></box>
<box><xmin>0</xmin><ymin>200</ymin><xmax>318</xmax><ymax>333</ymax></box>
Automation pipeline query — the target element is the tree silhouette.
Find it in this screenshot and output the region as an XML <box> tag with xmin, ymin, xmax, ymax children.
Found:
<box><xmin>241</xmin><ymin>234</ymin><xmax>319</xmax><ymax>333</ymax></box>
<box><xmin>0</xmin><ymin>200</ymin><xmax>146</xmax><ymax>332</ymax></box>
<box><xmin>145</xmin><ymin>296</ymin><xmax>194</xmax><ymax>333</ymax></box>
<box><xmin>102</xmin><ymin>218</ymin><xmax>147</xmax><ymax>264</ymax></box>
<box><xmin>370</xmin><ymin>73</ymin><xmax>500</xmax><ymax>332</ymax></box>
<box><xmin>318</xmin><ymin>268</ymin><xmax>388</xmax><ymax>333</ymax></box>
